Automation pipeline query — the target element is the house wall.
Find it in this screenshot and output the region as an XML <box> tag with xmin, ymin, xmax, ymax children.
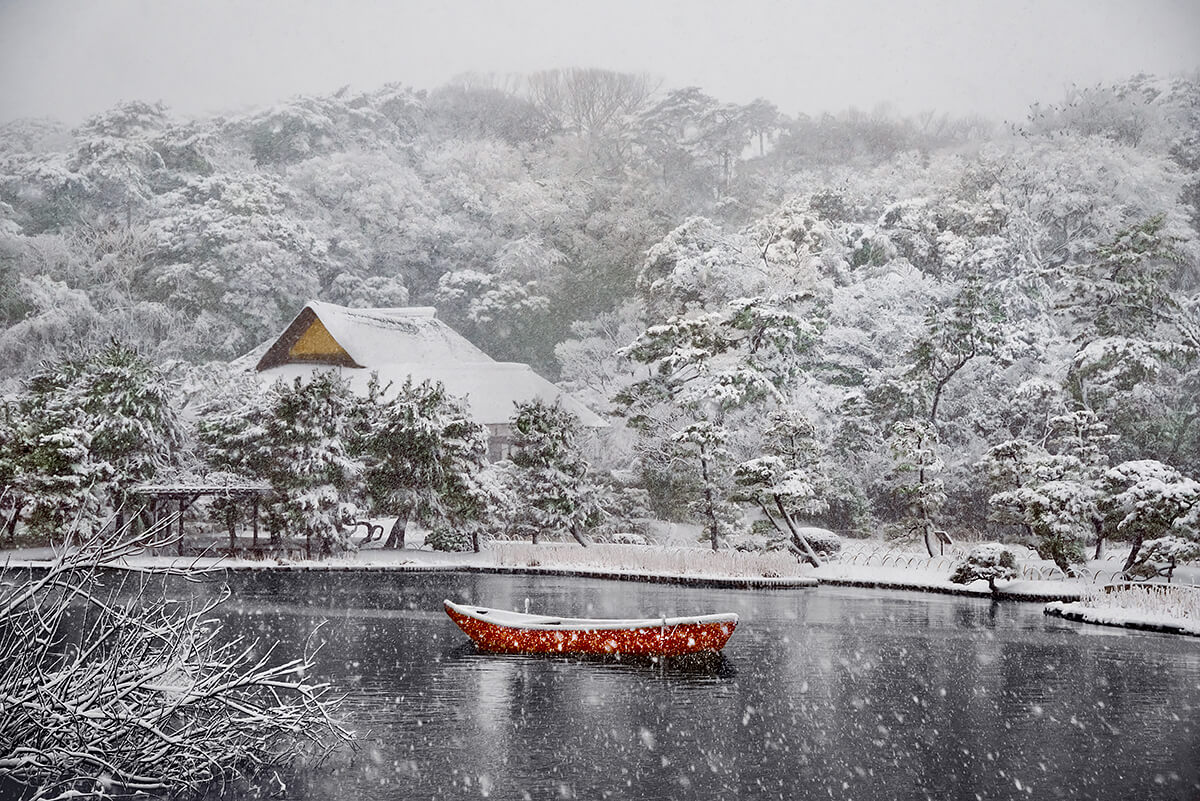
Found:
<box><xmin>486</xmin><ymin>423</ymin><xmax>514</xmax><ymax>462</ymax></box>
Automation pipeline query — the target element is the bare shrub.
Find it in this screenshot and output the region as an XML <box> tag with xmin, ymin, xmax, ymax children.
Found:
<box><xmin>0</xmin><ymin>525</ymin><xmax>350</xmax><ymax>800</ymax></box>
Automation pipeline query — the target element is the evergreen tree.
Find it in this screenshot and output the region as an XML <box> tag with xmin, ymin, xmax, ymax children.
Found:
<box><xmin>980</xmin><ymin>410</ymin><xmax>1115</xmax><ymax>571</ymax></box>
<box><xmin>359</xmin><ymin>377</ymin><xmax>491</xmax><ymax>551</ymax></box>
<box><xmin>734</xmin><ymin>410</ymin><xmax>829</xmax><ymax>564</ymax></box>
<box><xmin>503</xmin><ymin>399</ymin><xmax>597</xmax><ymax>546</ymax></box>
<box><xmin>198</xmin><ymin>372</ymin><xmax>365</xmax><ymax>555</ymax></box>
<box><xmin>1</xmin><ymin>341</ymin><xmax>183</xmax><ymax>540</ymax></box>
<box><xmin>1099</xmin><ymin>459</ymin><xmax>1200</xmax><ymax>574</ymax></box>
<box><xmin>617</xmin><ymin>293</ymin><xmax>822</xmax><ymax>549</ymax></box>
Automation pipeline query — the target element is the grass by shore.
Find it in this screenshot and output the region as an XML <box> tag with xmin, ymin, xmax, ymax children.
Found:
<box><xmin>1045</xmin><ymin>583</ymin><xmax>1200</xmax><ymax>637</ymax></box>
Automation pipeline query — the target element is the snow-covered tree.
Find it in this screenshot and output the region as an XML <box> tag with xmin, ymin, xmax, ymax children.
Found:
<box><xmin>359</xmin><ymin>377</ymin><xmax>490</xmax><ymax>551</ymax></box>
<box><xmin>1</xmin><ymin>341</ymin><xmax>184</xmax><ymax>540</ymax></box>
<box><xmin>950</xmin><ymin>542</ymin><xmax>1018</xmax><ymax>595</ymax></box>
<box><xmin>1126</xmin><ymin>536</ymin><xmax>1200</xmax><ymax>583</ymax></box>
<box><xmin>617</xmin><ymin>291</ymin><xmax>823</xmax><ymax>549</ymax></box>
<box><xmin>733</xmin><ymin>410</ymin><xmax>829</xmax><ymax>563</ymax></box>
<box><xmin>980</xmin><ymin>410</ymin><xmax>1116</xmax><ymax>571</ymax></box>
<box><xmin>0</xmin><ymin>525</ymin><xmax>349</xmax><ymax>799</ymax></box>
<box><xmin>1098</xmin><ymin>459</ymin><xmax>1200</xmax><ymax>573</ymax></box>
<box><xmin>887</xmin><ymin>420</ymin><xmax>948</xmax><ymax>556</ymax></box>
<box><xmin>140</xmin><ymin>172</ymin><xmax>330</xmax><ymax>358</ymax></box>
<box><xmin>69</xmin><ymin>101</ymin><xmax>169</xmax><ymax>227</ymax></box>
<box><xmin>198</xmin><ymin>372</ymin><xmax>364</xmax><ymax>555</ymax></box>
<box><xmin>501</xmin><ymin>399</ymin><xmax>599</xmax><ymax>546</ymax></box>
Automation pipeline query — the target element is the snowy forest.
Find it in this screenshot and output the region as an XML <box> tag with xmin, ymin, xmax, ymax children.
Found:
<box><xmin>1</xmin><ymin>68</ymin><xmax>1198</xmax><ymax>573</ymax></box>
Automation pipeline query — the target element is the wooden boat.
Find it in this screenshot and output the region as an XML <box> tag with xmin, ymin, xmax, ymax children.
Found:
<box><xmin>444</xmin><ymin>600</ymin><xmax>738</xmax><ymax>656</ymax></box>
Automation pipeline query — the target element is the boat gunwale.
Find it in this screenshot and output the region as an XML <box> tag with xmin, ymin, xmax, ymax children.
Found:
<box><xmin>444</xmin><ymin>599</ymin><xmax>738</xmax><ymax>632</ymax></box>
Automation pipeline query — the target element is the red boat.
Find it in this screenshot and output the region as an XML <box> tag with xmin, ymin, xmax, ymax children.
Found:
<box><xmin>444</xmin><ymin>600</ymin><xmax>738</xmax><ymax>657</ymax></box>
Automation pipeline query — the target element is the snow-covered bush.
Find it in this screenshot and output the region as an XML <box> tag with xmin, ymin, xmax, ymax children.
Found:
<box><xmin>425</xmin><ymin>523</ymin><xmax>474</xmax><ymax>552</ymax></box>
<box><xmin>797</xmin><ymin>526</ymin><xmax>843</xmax><ymax>557</ymax></box>
<box><xmin>950</xmin><ymin>542</ymin><xmax>1018</xmax><ymax>594</ymax></box>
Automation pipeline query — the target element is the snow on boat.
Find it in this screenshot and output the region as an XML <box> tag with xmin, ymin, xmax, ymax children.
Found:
<box><xmin>444</xmin><ymin>600</ymin><xmax>738</xmax><ymax>656</ymax></box>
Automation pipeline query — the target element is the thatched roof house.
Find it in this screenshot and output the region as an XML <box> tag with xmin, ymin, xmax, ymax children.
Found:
<box><xmin>238</xmin><ymin>301</ymin><xmax>605</xmax><ymax>459</ymax></box>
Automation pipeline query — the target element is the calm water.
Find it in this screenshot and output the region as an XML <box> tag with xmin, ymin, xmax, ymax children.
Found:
<box><xmin>185</xmin><ymin>572</ymin><xmax>1199</xmax><ymax>801</ymax></box>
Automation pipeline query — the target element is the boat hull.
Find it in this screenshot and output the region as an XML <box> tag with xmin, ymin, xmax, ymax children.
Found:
<box><xmin>444</xmin><ymin>600</ymin><xmax>737</xmax><ymax>656</ymax></box>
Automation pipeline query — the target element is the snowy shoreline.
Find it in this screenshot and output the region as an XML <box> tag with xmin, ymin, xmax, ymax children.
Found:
<box><xmin>1044</xmin><ymin>601</ymin><xmax>1200</xmax><ymax>637</ymax></box>
<box><xmin>7</xmin><ymin>545</ymin><xmax>1199</xmax><ymax>636</ymax></box>
<box><xmin>1</xmin><ymin>544</ymin><xmax>1062</xmax><ymax>597</ymax></box>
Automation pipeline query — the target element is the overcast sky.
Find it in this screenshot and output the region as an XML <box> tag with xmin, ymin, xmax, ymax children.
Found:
<box><xmin>0</xmin><ymin>0</ymin><xmax>1197</xmax><ymax>126</ymax></box>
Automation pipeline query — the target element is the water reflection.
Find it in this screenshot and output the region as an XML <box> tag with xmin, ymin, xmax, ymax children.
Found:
<box><xmin>448</xmin><ymin>643</ymin><xmax>738</xmax><ymax>677</ymax></box>
<box><xmin>173</xmin><ymin>572</ymin><xmax>1200</xmax><ymax>801</ymax></box>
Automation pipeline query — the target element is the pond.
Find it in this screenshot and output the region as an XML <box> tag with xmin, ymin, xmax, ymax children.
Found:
<box><xmin>192</xmin><ymin>571</ymin><xmax>1198</xmax><ymax>801</ymax></box>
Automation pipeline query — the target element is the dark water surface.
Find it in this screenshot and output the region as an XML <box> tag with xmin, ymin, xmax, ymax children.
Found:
<box><xmin>189</xmin><ymin>571</ymin><xmax>1198</xmax><ymax>801</ymax></box>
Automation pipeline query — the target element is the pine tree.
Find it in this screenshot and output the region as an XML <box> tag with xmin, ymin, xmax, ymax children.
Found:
<box><xmin>503</xmin><ymin>399</ymin><xmax>597</xmax><ymax>546</ymax></box>
<box><xmin>616</xmin><ymin>293</ymin><xmax>822</xmax><ymax>549</ymax></box>
<box><xmin>734</xmin><ymin>410</ymin><xmax>829</xmax><ymax>564</ymax></box>
<box><xmin>2</xmin><ymin>341</ymin><xmax>184</xmax><ymax>541</ymax></box>
<box><xmin>198</xmin><ymin>372</ymin><xmax>365</xmax><ymax>555</ymax></box>
<box><xmin>359</xmin><ymin>377</ymin><xmax>491</xmax><ymax>551</ymax></box>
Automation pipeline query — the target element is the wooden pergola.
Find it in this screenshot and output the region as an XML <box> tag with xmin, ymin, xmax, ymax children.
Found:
<box><xmin>131</xmin><ymin>482</ymin><xmax>272</xmax><ymax>556</ymax></box>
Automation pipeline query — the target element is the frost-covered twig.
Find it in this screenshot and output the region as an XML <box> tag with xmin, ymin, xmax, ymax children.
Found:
<box><xmin>0</xmin><ymin>526</ymin><xmax>351</xmax><ymax>800</ymax></box>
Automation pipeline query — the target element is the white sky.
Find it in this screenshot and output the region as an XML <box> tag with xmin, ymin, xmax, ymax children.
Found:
<box><xmin>0</xmin><ymin>0</ymin><xmax>1197</xmax><ymax>126</ymax></box>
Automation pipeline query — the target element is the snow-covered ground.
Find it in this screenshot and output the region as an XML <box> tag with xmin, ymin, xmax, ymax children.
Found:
<box><xmin>1045</xmin><ymin>583</ymin><xmax>1200</xmax><ymax>637</ymax></box>
<box><xmin>810</xmin><ymin>561</ymin><xmax>1085</xmax><ymax>601</ymax></box>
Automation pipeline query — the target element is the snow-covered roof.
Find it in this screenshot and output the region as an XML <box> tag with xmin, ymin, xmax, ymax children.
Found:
<box><xmin>257</xmin><ymin>362</ymin><xmax>605</xmax><ymax>428</ymax></box>
<box><xmin>255</xmin><ymin>301</ymin><xmax>491</xmax><ymax>371</ymax></box>
<box><xmin>245</xmin><ymin>301</ymin><xmax>606</xmax><ymax>429</ymax></box>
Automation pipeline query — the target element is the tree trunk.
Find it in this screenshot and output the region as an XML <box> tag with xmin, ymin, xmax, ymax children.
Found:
<box><xmin>773</xmin><ymin>496</ymin><xmax>822</xmax><ymax>567</ymax></box>
<box><xmin>3</xmin><ymin>500</ymin><xmax>25</xmax><ymax>544</ymax></box>
<box><xmin>1091</xmin><ymin>515</ymin><xmax>1104</xmax><ymax>560</ymax></box>
<box><xmin>569</xmin><ymin>522</ymin><xmax>589</xmax><ymax>548</ymax></box>
<box><xmin>699</xmin><ymin>446</ymin><xmax>719</xmax><ymax>552</ymax></box>
<box><xmin>917</xmin><ymin>456</ymin><xmax>935</xmax><ymax>558</ymax></box>
<box><xmin>384</xmin><ymin>514</ymin><xmax>407</xmax><ymax>549</ymax></box>
<box><xmin>1122</xmin><ymin>537</ymin><xmax>1144</xmax><ymax>573</ymax></box>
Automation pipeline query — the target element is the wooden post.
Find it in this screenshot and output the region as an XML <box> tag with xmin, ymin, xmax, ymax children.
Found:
<box><xmin>229</xmin><ymin>516</ymin><xmax>236</xmax><ymax>553</ymax></box>
<box><xmin>252</xmin><ymin>498</ymin><xmax>259</xmax><ymax>545</ymax></box>
<box><xmin>178</xmin><ymin>499</ymin><xmax>185</xmax><ymax>556</ymax></box>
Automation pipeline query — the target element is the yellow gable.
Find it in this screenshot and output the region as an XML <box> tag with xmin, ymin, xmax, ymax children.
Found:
<box><xmin>287</xmin><ymin>318</ymin><xmax>353</xmax><ymax>363</ymax></box>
